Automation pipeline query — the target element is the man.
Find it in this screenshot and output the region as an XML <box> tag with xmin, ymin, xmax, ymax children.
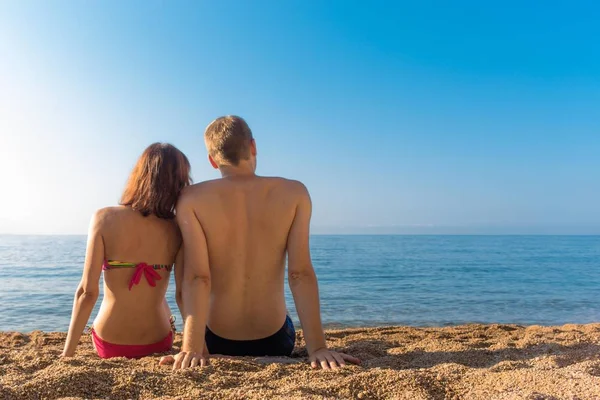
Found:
<box><xmin>167</xmin><ymin>116</ymin><xmax>360</xmax><ymax>370</ymax></box>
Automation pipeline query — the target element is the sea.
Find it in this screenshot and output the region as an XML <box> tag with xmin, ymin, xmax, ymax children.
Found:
<box><xmin>0</xmin><ymin>235</ymin><xmax>599</xmax><ymax>332</ymax></box>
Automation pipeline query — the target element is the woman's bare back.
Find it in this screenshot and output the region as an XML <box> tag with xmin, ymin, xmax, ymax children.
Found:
<box><xmin>93</xmin><ymin>206</ymin><xmax>181</xmax><ymax>345</ymax></box>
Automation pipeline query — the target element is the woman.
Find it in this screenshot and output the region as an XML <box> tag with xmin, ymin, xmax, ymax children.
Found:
<box><xmin>62</xmin><ymin>143</ymin><xmax>191</xmax><ymax>359</ymax></box>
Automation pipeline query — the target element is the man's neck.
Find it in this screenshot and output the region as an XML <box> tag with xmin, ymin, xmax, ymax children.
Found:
<box><xmin>219</xmin><ymin>162</ymin><xmax>256</xmax><ymax>179</ymax></box>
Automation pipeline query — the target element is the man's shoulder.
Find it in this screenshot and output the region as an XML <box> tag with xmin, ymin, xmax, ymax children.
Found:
<box><xmin>179</xmin><ymin>180</ymin><xmax>221</xmax><ymax>198</ymax></box>
<box><xmin>264</xmin><ymin>176</ymin><xmax>307</xmax><ymax>191</ymax></box>
<box><xmin>263</xmin><ymin>177</ymin><xmax>309</xmax><ymax>200</ymax></box>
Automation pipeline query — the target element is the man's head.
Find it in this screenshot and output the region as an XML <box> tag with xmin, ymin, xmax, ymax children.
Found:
<box><xmin>204</xmin><ymin>115</ymin><xmax>256</xmax><ymax>169</ymax></box>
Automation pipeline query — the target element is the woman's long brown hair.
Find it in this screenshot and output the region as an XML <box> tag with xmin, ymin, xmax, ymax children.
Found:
<box><xmin>120</xmin><ymin>143</ymin><xmax>192</xmax><ymax>219</ymax></box>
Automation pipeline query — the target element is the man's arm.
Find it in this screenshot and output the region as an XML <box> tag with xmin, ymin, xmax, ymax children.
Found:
<box><xmin>173</xmin><ymin>246</ymin><xmax>185</xmax><ymax>323</ymax></box>
<box><xmin>172</xmin><ymin>191</ymin><xmax>211</xmax><ymax>369</ymax></box>
<box><xmin>287</xmin><ymin>183</ymin><xmax>360</xmax><ymax>370</ymax></box>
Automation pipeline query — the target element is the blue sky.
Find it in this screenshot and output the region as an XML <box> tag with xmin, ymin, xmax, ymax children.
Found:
<box><xmin>0</xmin><ymin>1</ymin><xmax>599</xmax><ymax>234</ymax></box>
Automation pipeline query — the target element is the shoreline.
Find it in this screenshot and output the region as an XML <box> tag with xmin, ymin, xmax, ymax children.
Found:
<box><xmin>2</xmin><ymin>323</ymin><xmax>600</xmax><ymax>399</ymax></box>
<box><xmin>8</xmin><ymin>320</ymin><xmax>600</xmax><ymax>334</ymax></box>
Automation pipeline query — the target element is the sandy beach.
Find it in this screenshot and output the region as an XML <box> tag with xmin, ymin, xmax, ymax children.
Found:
<box><xmin>1</xmin><ymin>324</ymin><xmax>600</xmax><ymax>399</ymax></box>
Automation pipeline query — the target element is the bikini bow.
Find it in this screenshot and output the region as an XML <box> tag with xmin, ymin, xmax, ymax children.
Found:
<box><xmin>128</xmin><ymin>262</ymin><xmax>162</xmax><ymax>291</ymax></box>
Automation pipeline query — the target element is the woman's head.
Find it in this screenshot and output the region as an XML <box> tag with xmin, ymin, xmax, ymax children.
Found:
<box><xmin>120</xmin><ymin>143</ymin><xmax>192</xmax><ymax>219</ymax></box>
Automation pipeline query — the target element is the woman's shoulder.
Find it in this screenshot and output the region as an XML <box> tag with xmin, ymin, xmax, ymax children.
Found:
<box><xmin>90</xmin><ymin>206</ymin><xmax>133</xmax><ymax>229</ymax></box>
<box><xmin>92</xmin><ymin>206</ymin><xmax>179</xmax><ymax>239</ymax></box>
<box><xmin>93</xmin><ymin>205</ymin><xmax>130</xmax><ymax>219</ymax></box>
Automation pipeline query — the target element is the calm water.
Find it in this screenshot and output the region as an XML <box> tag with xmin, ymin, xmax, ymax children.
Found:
<box><xmin>0</xmin><ymin>235</ymin><xmax>598</xmax><ymax>332</ymax></box>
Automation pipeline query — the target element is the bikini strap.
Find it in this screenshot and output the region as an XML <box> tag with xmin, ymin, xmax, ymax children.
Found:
<box><xmin>103</xmin><ymin>260</ymin><xmax>172</xmax><ymax>271</ymax></box>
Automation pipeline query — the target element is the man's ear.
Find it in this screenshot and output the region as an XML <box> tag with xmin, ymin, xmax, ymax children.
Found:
<box><xmin>250</xmin><ymin>139</ymin><xmax>257</xmax><ymax>156</ymax></box>
<box><xmin>208</xmin><ymin>155</ymin><xmax>219</xmax><ymax>169</ymax></box>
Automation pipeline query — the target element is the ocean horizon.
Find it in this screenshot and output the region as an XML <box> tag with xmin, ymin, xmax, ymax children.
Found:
<box><xmin>1</xmin><ymin>234</ymin><xmax>599</xmax><ymax>332</ymax></box>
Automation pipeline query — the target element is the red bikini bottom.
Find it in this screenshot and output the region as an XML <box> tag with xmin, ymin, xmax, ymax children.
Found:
<box><xmin>91</xmin><ymin>329</ymin><xmax>173</xmax><ymax>359</ymax></box>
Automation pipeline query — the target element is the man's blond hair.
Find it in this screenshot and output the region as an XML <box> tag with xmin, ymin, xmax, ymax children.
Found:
<box><xmin>204</xmin><ymin>115</ymin><xmax>253</xmax><ymax>166</ymax></box>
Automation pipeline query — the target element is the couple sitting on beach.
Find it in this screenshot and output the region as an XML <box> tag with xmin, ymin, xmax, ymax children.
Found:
<box><xmin>61</xmin><ymin>116</ymin><xmax>360</xmax><ymax>370</ymax></box>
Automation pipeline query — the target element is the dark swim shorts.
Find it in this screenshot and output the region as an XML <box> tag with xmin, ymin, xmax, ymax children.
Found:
<box><xmin>205</xmin><ymin>315</ymin><xmax>296</xmax><ymax>356</ymax></box>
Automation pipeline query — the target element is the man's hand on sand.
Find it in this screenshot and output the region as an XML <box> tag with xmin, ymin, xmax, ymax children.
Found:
<box><xmin>309</xmin><ymin>348</ymin><xmax>361</xmax><ymax>370</ymax></box>
<box><xmin>159</xmin><ymin>351</ymin><xmax>208</xmax><ymax>370</ymax></box>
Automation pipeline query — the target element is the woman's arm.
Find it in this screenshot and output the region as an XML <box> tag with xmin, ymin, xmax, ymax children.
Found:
<box><xmin>62</xmin><ymin>210</ymin><xmax>105</xmax><ymax>357</ymax></box>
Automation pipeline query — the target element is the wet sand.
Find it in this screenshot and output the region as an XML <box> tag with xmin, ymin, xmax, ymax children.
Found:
<box><xmin>1</xmin><ymin>324</ymin><xmax>600</xmax><ymax>399</ymax></box>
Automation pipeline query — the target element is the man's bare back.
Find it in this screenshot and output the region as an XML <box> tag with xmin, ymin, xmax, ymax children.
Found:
<box><xmin>168</xmin><ymin>115</ymin><xmax>359</xmax><ymax>370</ymax></box>
<box><xmin>181</xmin><ymin>175</ymin><xmax>302</xmax><ymax>339</ymax></box>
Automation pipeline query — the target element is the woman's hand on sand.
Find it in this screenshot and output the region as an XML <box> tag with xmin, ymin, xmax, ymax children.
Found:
<box><xmin>309</xmin><ymin>348</ymin><xmax>361</xmax><ymax>370</ymax></box>
<box><xmin>159</xmin><ymin>351</ymin><xmax>208</xmax><ymax>370</ymax></box>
